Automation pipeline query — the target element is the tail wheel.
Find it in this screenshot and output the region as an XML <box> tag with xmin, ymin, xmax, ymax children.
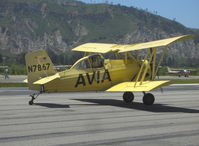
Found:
<box><xmin>29</xmin><ymin>100</ymin><xmax>34</xmax><ymax>105</ymax></box>
<box><xmin>123</xmin><ymin>92</ymin><xmax>134</xmax><ymax>103</ymax></box>
<box><xmin>143</xmin><ymin>93</ymin><xmax>155</xmax><ymax>105</ymax></box>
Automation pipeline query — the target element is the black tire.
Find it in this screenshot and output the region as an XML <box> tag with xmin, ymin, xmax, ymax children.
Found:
<box><xmin>29</xmin><ymin>100</ymin><xmax>34</xmax><ymax>105</ymax></box>
<box><xmin>123</xmin><ymin>92</ymin><xmax>134</xmax><ymax>103</ymax></box>
<box><xmin>143</xmin><ymin>93</ymin><xmax>155</xmax><ymax>105</ymax></box>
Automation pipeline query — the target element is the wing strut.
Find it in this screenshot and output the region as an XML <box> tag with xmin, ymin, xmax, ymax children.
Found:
<box><xmin>139</xmin><ymin>48</ymin><xmax>156</xmax><ymax>85</ymax></box>
<box><xmin>151</xmin><ymin>48</ymin><xmax>157</xmax><ymax>80</ymax></box>
<box><xmin>153</xmin><ymin>47</ymin><xmax>167</xmax><ymax>80</ymax></box>
<box><xmin>134</xmin><ymin>47</ymin><xmax>166</xmax><ymax>87</ymax></box>
<box><xmin>134</xmin><ymin>48</ymin><xmax>150</xmax><ymax>87</ymax></box>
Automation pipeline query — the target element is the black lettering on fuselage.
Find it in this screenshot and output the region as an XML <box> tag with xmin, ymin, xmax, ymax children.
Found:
<box><xmin>102</xmin><ymin>69</ymin><xmax>111</xmax><ymax>82</ymax></box>
<box><xmin>75</xmin><ymin>74</ymin><xmax>86</xmax><ymax>87</ymax></box>
<box><xmin>75</xmin><ymin>70</ymin><xmax>112</xmax><ymax>88</ymax></box>
<box><xmin>86</xmin><ymin>71</ymin><xmax>96</xmax><ymax>85</ymax></box>
<box><xmin>28</xmin><ymin>66</ymin><xmax>33</xmax><ymax>73</ymax></box>
<box><xmin>27</xmin><ymin>63</ymin><xmax>50</xmax><ymax>73</ymax></box>
<box><xmin>97</xmin><ymin>70</ymin><xmax>100</xmax><ymax>83</ymax></box>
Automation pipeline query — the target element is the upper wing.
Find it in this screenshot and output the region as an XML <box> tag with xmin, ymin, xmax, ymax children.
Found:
<box><xmin>72</xmin><ymin>43</ymin><xmax>117</xmax><ymax>53</ymax></box>
<box><xmin>119</xmin><ymin>34</ymin><xmax>194</xmax><ymax>53</ymax></box>
<box><xmin>72</xmin><ymin>34</ymin><xmax>194</xmax><ymax>53</ymax></box>
<box><xmin>106</xmin><ymin>80</ymin><xmax>171</xmax><ymax>92</ymax></box>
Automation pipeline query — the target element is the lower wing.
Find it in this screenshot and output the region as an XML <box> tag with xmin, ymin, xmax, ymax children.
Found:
<box><xmin>106</xmin><ymin>80</ymin><xmax>171</xmax><ymax>92</ymax></box>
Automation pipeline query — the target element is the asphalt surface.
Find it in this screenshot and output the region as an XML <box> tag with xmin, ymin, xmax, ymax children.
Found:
<box><xmin>0</xmin><ymin>85</ymin><xmax>199</xmax><ymax>146</ymax></box>
<box><xmin>0</xmin><ymin>75</ymin><xmax>26</xmax><ymax>83</ymax></box>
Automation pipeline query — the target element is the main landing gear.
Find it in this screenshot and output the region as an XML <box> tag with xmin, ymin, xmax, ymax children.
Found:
<box><xmin>122</xmin><ymin>91</ymin><xmax>155</xmax><ymax>105</ymax></box>
<box><xmin>123</xmin><ymin>92</ymin><xmax>134</xmax><ymax>103</ymax></box>
<box><xmin>29</xmin><ymin>92</ymin><xmax>41</xmax><ymax>105</ymax></box>
<box><xmin>142</xmin><ymin>92</ymin><xmax>155</xmax><ymax>105</ymax></box>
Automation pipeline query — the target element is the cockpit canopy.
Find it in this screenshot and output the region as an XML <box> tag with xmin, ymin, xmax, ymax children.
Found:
<box><xmin>72</xmin><ymin>54</ymin><xmax>104</xmax><ymax>70</ymax></box>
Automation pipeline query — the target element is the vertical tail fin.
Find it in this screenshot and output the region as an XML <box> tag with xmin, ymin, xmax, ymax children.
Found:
<box><xmin>25</xmin><ymin>50</ymin><xmax>56</xmax><ymax>90</ymax></box>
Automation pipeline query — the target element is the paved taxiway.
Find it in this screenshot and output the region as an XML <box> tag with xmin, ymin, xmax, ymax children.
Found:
<box><xmin>0</xmin><ymin>85</ymin><xmax>199</xmax><ymax>146</ymax></box>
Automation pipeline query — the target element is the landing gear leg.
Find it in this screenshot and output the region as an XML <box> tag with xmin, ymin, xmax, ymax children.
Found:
<box><xmin>29</xmin><ymin>92</ymin><xmax>41</xmax><ymax>105</ymax></box>
<box><xmin>123</xmin><ymin>92</ymin><xmax>134</xmax><ymax>103</ymax></box>
<box><xmin>142</xmin><ymin>92</ymin><xmax>155</xmax><ymax>105</ymax></box>
<box><xmin>29</xmin><ymin>86</ymin><xmax>44</xmax><ymax>105</ymax></box>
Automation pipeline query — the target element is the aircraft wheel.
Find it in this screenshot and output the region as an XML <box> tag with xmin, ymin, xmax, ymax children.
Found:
<box><xmin>29</xmin><ymin>100</ymin><xmax>34</xmax><ymax>105</ymax></box>
<box><xmin>123</xmin><ymin>92</ymin><xmax>134</xmax><ymax>103</ymax></box>
<box><xmin>143</xmin><ymin>93</ymin><xmax>155</xmax><ymax>105</ymax></box>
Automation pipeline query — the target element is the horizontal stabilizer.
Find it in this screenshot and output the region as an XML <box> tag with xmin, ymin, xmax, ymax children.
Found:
<box><xmin>33</xmin><ymin>73</ymin><xmax>60</xmax><ymax>85</ymax></box>
<box><xmin>106</xmin><ymin>80</ymin><xmax>171</xmax><ymax>92</ymax></box>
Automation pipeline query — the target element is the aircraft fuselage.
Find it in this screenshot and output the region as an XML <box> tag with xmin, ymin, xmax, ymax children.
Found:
<box><xmin>43</xmin><ymin>59</ymin><xmax>142</xmax><ymax>92</ymax></box>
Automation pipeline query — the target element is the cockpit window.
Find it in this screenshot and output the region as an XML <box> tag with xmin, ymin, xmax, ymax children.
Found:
<box><xmin>74</xmin><ymin>54</ymin><xmax>104</xmax><ymax>70</ymax></box>
<box><xmin>75</xmin><ymin>59</ymin><xmax>91</xmax><ymax>69</ymax></box>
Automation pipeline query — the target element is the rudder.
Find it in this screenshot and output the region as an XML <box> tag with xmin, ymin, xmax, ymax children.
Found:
<box><xmin>25</xmin><ymin>50</ymin><xmax>56</xmax><ymax>90</ymax></box>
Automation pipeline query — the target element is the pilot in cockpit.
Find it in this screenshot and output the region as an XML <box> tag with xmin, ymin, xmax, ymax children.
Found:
<box><xmin>89</xmin><ymin>55</ymin><xmax>104</xmax><ymax>68</ymax></box>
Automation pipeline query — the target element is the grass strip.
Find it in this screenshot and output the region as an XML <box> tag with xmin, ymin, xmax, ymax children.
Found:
<box><xmin>0</xmin><ymin>83</ymin><xmax>28</xmax><ymax>87</ymax></box>
<box><xmin>170</xmin><ymin>79</ymin><xmax>199</xmax><ymax>84</ymax></box>
<box><xmin>157</xmin><ymin>79</ymin><xmax>199</xmax><ymax>84</ymax></box>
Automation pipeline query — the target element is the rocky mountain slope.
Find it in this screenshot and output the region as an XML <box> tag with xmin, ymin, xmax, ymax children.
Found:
<box><xmin>0</xmin><ymin>0</ymin><xmax>198</xmax><ymax>66</ymax></box>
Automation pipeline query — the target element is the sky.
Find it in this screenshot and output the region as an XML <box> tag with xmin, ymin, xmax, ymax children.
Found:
<box><xmin>78</xmin><ymin>0</ymin><xmax>199</xmax><ymax>29</ymax></box>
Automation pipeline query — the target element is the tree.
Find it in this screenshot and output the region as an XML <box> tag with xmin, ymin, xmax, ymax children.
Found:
<box><xmin>0</xmin><ymin>53</ymin><xmax>2</xmax><ymax>63</ymax></box>
<box><xmin>16</xmin><ymin>52</ymin><xmax>26</xmax><ymax>65</ymax></box>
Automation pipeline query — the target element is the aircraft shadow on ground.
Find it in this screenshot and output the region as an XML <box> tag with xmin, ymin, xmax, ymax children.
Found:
<box><xmin>74</xmin><ymin>99</ymin><xmax>199</xmax><ymax>113</ymax></box>
<box><xmin>34</xmin><ymin>99</ymin><xmax>199</xmax><ymax>113</ymax></box>
<box><xmin>35</xmin><ymin>103</ymin><xmax>70</xmax><ymax>108</ymax></box>
<box><xmin>34</xmin><ymin>102</ymin><xmax>95</xmax><ymax>108</ymax></box>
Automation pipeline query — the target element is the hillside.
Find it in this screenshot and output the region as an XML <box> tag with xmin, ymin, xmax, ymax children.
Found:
<box><xmin>0</xmin><ymin>0</ymin><xmax>199</xmax><ymax>66</ymax></box>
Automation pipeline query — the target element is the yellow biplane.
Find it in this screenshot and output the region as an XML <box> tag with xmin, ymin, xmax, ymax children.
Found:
<box><xmin>25</xmin><ymin>34</ymin><xmax>194</xmax><ymax>105</ymax></box>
